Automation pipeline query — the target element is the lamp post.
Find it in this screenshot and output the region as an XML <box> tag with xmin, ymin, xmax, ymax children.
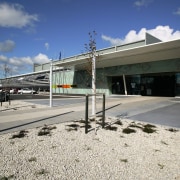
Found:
<box><xmin>49</xmin><ymin>60</ymin><xmax>53</xmax><ymax>107</ymax></box>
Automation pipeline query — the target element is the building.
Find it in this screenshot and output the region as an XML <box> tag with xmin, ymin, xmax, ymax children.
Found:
<box><xmin>1</xmin><ymin>33</ymin><xmax>180</xmax><ymax>97</ymax></box>
<box><xmin>34</xmin><ymin>33</ymin><xmax>180</xmax><ymax>97</ymax></box>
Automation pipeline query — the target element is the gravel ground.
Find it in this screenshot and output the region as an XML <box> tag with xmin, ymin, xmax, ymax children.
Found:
<box><xmin>0</xmin><ymin>116</ymin><xmax>180</xmax><ymax>180</ymax></box>
<box><xmin>0</xmin><ymin>100</ymin><xmax>48</xmax><ymax>112</ymax></box>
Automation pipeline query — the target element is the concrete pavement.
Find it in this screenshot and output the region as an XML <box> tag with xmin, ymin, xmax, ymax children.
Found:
<box><xmin>0</xmin><ymin>96</ymin><xmax>179</xmax><ymax>135</ymax></box>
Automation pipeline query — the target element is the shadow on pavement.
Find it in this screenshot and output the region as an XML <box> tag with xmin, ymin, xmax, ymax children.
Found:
<box><xmin>0</xmin><ymin>111</ymin><xmax>74</xmax><ymax>133</ymax></box>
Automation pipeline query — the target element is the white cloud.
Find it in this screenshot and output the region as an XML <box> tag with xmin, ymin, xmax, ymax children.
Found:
<box><xmin>101</xmin><ymin>25</ymin><xmax>180</xmax><ymax>46</ymax></box>
<box><xmin>134</xmin><ymin>0</ymin><xmax>153</xmax><ymax>7</ymax></box>
<box><xmin>147</xmin><ymin>26</ymin><xmax>180</xmax><ymax>41</ymax></box>
<box><xmin>0</xmin><ymin>55</ymin><xmax>8</xmax><ymax>62</ymax></box>
<box><xmin>0</xmin><ymin>53</ymin><xmax>50</xmax><ymax>76</ymax></box>
<box><xmin>9</xmin><ymin>56</ymin><xmax>33</xmax><ymax>66</ymax></box>
<box><xmin>45</xmin><ymin>43</ymin><xmax>49</xmax><ymax>50</ymax></box>
<box><xmin>173</xmin><ymin>7</ymin><xmax>180</xmax><ymax>15</ymax></box>
<box><xmin>33</xmin><ymin>53</ymin><xmax>50</xmax><ymax>64</ymax></box>
<box><xmin>101</xmin><ymin>35</ymin><xmax>123</xmax><ymax>46</ymax></box>
<box><xmin>0</xmin><ymin>40</ymin><xmax>15</xmax><ymax>52</ymax></box>
<box><xmin>0</xmin><ymin>3</ymin><xmax>38</xmax><ymax>28</ymax></box>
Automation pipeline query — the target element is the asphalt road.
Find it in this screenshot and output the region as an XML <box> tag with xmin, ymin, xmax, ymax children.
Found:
<box><xmin>0</xmin><ymin>96</ymin><xmax>179</xmax><ymax>135</ymax></box>
<box><xmin>23</xmin><ymin>96</ymin><xmax>180</xmax><ymax>128</ymax></box>
<box><xmin>105</xmin><ymin>97</ymin><xmax>180</xmax><ymax>128</ymax></box>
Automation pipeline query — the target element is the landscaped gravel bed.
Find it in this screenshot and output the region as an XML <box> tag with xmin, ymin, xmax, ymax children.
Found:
<box><xmin>0</xmin><ymin>117</ymin><xmax>179</xmax><ymax>180</ymax></box>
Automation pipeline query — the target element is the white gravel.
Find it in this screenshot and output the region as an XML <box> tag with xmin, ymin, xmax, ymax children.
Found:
<box><xmin>0</xmin><ymin>117</ymin><xmax>180</xmax><ymax>180</ymax></box>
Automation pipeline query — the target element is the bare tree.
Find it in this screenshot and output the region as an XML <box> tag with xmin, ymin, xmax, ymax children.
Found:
<box><xmin>84</xmin><ymin>31</ymin><xmax>97</xmax><ymax>116</ymax></box>
<box><xmin>84</xmin><ymin>31</ymin><xmax>97</xmax><ymax>76</ymax></box>
<box><xmin>2</xmin><ymin>63</ymin><xmax>12</xmax><ymax>78</ymax></box>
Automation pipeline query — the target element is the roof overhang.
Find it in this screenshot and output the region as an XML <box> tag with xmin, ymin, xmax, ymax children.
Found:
<box><xmin>55</xmin><ymin>39</ymin><xmax>180</xmax><ymax>70</ymax></box>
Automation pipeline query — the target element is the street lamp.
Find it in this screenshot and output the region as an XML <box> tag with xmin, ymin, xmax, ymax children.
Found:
<box><xmin>49</xmin><ymin>60</ymin><xmax>53</xmax><ymax>107</ymax></box>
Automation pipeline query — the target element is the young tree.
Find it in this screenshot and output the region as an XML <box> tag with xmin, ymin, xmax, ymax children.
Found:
<box><xmin>84</xmin><ymin>31</ymin><xmax>97</xmax><ymax>116</ymax></box>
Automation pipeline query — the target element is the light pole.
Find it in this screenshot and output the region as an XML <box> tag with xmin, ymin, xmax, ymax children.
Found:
<box><xmin>49</xmin><ymin>60</ymin><xmax>53</xmax><ymax>107</ymax></box>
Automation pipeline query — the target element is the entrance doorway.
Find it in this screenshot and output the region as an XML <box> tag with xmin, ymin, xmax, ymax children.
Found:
<box><xmin>112</xmin><ymin>76</ymin><xmax>125</xmax><ymax>94</ymax></box>
<box><xmin>111</xmin><ymin>73</ymin><xmax>175</xmax><ymax>97</ymax></box>
<box><xmin>141</xmin><ymin>73</ymin><xmax>175</xmax><ymax>96</ymax></box>
<box><xmin>111</xmin><ymin>75</ymin><xmax>140</xmax><ymax>95</ymax></box>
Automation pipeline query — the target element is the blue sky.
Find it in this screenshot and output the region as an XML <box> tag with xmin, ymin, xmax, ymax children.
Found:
<box><xmin>0</xmin><ymin>0</ymin><xmax>180</xmax><ymax>77</ymax></box>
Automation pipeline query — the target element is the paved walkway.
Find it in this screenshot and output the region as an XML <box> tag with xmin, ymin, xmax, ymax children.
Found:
<box><xmin>0</xmin><ymin>96</ymin><xmax>179</xmax><ymax>134</ymax></box>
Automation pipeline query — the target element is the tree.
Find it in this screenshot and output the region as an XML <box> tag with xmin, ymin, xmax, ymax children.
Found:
<box><xmin>2</xmin><ymin>63</ymin><xmax>12</xmax><ymax>78</ymax></box>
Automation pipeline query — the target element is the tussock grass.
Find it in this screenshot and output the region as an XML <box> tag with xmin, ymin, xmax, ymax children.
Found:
<box><xmin>166</xmin><ymin>128</ymin><xmax>179</xmax><ymax>132</ymax></box>
<box><xmin>38</xmin><ymin>125</ymin><xmax>56</xmax><ymax>136</ymax></box>
<box><xmin>105</xmin><ymin>126</ymin><xmax>118</xmax><ymax>131</ymax></box>
<box><xmin>114</xmin><ymin>120</ymin><xmax>123</xmax><ymax>126</ymax></box>
<box><xmin>122</xmin><ymin>128</ymin><xmax>136</xmax><ymax>134</ymax></box>
<box><xmin>10</xmin><ymin>130</ymin><xmax>28</xmax><ymax>139</ymax></box>
<box><xmin>28</xmin><ymin>157</ymin><xmax>37</xmax><ymax>162</ymax></box>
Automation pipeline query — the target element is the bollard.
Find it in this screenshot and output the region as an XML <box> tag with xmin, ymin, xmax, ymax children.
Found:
<box><xmin>102</xmin><ymin>93</ymin><xmax>105</xmax><ymax>128</ymax></box>
<box><xmin>85</xmin><ymin>94</ymin><xmax>89</xmax><ymax>134</ymax></box>
<box><xmin>9</xmin><ymin>92</ymin><xmax>11</xmax><ymax>105</ymax></box>
<box><xmin>1</xmin><ymin>92</ymin><xmax>2</xmax><ymax>107</ymax></box>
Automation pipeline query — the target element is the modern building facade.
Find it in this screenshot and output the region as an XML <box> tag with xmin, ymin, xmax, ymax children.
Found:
<box><xmin>1</xmin><ymin>33</ymin><xmax>180</xmax><ymax>97</ymax></box>
<box><xmin>33</xmin><ymin>33</ymin><xmax>180</xmax><ymax>97</ymax></box>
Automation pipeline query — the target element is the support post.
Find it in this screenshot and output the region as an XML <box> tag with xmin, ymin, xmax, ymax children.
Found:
<box><xmin>123</xmin><ymin>74</ymin><xmax>127</xmax><ymax>96</ymax></box>
<box><xmin>9</xmin><ymin>92</ymin><xmax>10</xmax><ymax>105</ymax></box>
<box><xmin>0</xmin><ymin>93</ymin><xmax>2</xmax><ymax>106</ymax></box>
<box><xmin>49</xmin><ymin>61</ymin><xmax>53</xmax><ymax>107</ymax></box>
<box><xmin>102</xmin><ymin>93</ymin><xmax>105</xmax><ymax>128</ymax></box>
<box><xmin>85</xmin><ymin>94</ymin><xmax>89</xmax><ymax>134</ymax></box>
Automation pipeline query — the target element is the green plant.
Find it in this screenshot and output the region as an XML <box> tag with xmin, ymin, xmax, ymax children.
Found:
<box><xmin>75</xmin><ymin>158</ymin><xmax>80</xmax><ymax>162</ymax></box>
<box><xmin>161</xmin><ymin>140</ymin><xmax>168</xmax><ymax>145</ymax></box>
<box><xmin>114</xmin><ymin>120</ymin><xmax>123</xmax><ymax>126</ymax></box>
<box><xmin>166</xmin><ymin>128</ymin><xmax>179</xmax><ymax>132</ymax></box>
<box><xmin>105</xmin><ymin>126</ymin><xmax>118</xmax><ymax>131</ymax></box>
<box><xmin>10</xmin><ymin>130</ymin><xmax>28</xmax><ymax>139</ymax></box>
<box><xmin>28</xmin><ymin>157</ymin><xmax>37</xmax><ymax>162</ymax></box>
<box><xmin>66</xmin><ymin>124</ymin><xmax>79</xmax><ymax>128</ymax></box>
<box><xmin>122</xmin><ymin>128</ymin><xmax>136</xmax><ymax>134</ymax></box>
<box><xmin>38</xmin><ymin>129</ymin><xmax>51</xmax><ymax>136</ymax></box>
<box><xmin>65</xmin><ymin>124</ymin><xmax>79</xmax><ymax>131</ymax></box>
<box><xmin>128</xmin><ymin>124</ymin><xmax>142</xmax><ymax>129</ymax></box>
<box><xmin>154</xmin><ymin>149</ymin><xmax>160</xmax><ymax>152</ymax></box>
<box><xmin>158</xmin><ymin>163</ymin><xmax>165</xmax><ymax>169</ymax></box>
<box><xmin>142</xmin><ymin>127</ymin><xmax>156</xmax><ymax>133</ymax></box>
<box><xmin>120</xmin><ymin>159</ymin><xmax>128</xmax><ymax>163</ymax></box>
<box><xmin>77</xmin><ymin>119</ymin><xmax>87</xmax><ymax>124</ymax></box>
<box><xmin>124</xmin><ymin>143</ymin><xmax>129</xmax><ymax>147</ymax></box>
<box><xmin>35</xmin><ymin>169</ymin><xmax>49</xmax><ymax>176</ymax></box>
<box><xmin>144</xmin><ymin>124</ymin><xmax>156</xmax><ymax>128</ymax></box>
<box><xmin>142</xmin><ymin>124</ymin><xmax>156</xmax><ymax>133</ymax></box>
<box><xmin>38</xmin><ymin>125</ymin><xmax>56</xmax><ymax>136</ymax></box>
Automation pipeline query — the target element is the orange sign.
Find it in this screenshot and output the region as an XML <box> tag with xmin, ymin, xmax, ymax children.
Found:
<box><xmin>53</xmin><ymin>84</ymin><xmax>77</xmax><ymax>88</ymax></box>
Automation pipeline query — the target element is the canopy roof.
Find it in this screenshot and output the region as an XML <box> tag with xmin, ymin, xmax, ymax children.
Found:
<box><xmin>54</xmin><ymin>39</ymin><xmax>180</xmax><ymax>70</ymax></box>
